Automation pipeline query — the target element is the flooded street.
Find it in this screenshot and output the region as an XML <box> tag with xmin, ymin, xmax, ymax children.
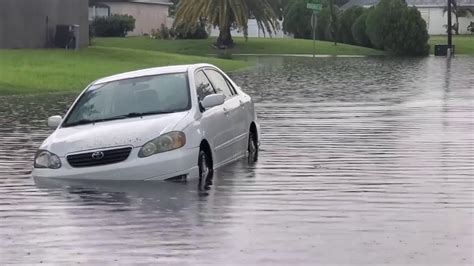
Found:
<box><xmin>1</xmin><ymin>56</ymin><xmax>473</xmax><ymax>265</ymax></box>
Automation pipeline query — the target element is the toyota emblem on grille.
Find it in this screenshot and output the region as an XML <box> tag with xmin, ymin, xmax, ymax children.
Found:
<box><xmin>91</xmin><ymin>151</ymin><xmax>104</xmax><ymax>160</ymax></box>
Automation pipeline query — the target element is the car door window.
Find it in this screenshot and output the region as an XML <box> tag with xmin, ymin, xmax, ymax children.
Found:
<box><xmin>225</xmin><ymin>79</ymin><xmax>237</xmax><ymax>95</ymax></box>
<box><xmin>205</xmin><ymin>69</ymin><xmax>234</xmax><ymax>99</ymax></box>
<box><xmin>195</xmin><ymin>70</ymin><xmax>215</xmax><ymax>101</ymax></box>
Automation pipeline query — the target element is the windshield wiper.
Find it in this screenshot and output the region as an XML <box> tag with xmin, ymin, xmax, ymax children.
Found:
<box><xmin>62</xmin><ymin>119</ymin><xmax>96</xmax><ymax>127</ymax></box>
<box><xmin>120</xmin><ymin>110</ymin><xmax>177</xmax><ymax>118</ymax></box>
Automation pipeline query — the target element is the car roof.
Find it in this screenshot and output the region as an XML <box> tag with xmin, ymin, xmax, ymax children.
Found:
<box><xmin>93</xmin><ymin>63</ymin><xmax>215</xmax><ymax>85</ymax></box>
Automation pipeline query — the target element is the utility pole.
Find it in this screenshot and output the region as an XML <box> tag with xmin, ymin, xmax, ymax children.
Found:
<box><xmin>447</xmin><ymin>0</ymin><xmax>452</xmax><ymax>56</ymax></box>
<box><xmin>312</xmin><ymin>11</ymin><xmax>317</xmax><ymax>58</ymax></box>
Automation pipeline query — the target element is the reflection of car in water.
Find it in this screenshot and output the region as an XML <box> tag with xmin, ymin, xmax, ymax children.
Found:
<box><xmin>33</xmin><ymin>177</ymin><xmax>203</xmax><ymax>212</ymax></box>
<box><xmin>32</xmin><ymin>64</ymin><xmax>260</xmax><ymax>189</ymax></box>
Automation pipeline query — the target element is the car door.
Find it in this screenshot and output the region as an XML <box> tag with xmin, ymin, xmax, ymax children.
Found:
<box><xmin>204</xmin><ymin>69</ymin><xmax>247</xmax><ymax>159</ymax></box>
<box><xmin>194</xmin><ymin>70</ymin><xmax>234</xmax><ymax>166</ymax></box>
<box><xmin>224</xmin><ymin>78</ymin><xmax>250</xmax><ymax>153</ymax></box>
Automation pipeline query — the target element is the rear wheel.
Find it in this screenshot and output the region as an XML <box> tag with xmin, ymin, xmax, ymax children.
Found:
<box><xmin>248</xmin><ymin>130</ymin><xmax>258</xmax><ymax>163</ymax></box>
<box><xmin>198</xmin><ymin>149</ymin><xmax>212</xmax><ymax>191</ymax></box>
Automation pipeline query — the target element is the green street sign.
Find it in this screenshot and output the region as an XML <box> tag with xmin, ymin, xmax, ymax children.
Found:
<box><xmin>307</xmin><ymin>3</ymin><xmax>322</xmax><ymax>10</ymax></box>
<box><xmin>307</xmin><ymin>0</ymin><xmax>322</xmax><ymax>11</ymax></box>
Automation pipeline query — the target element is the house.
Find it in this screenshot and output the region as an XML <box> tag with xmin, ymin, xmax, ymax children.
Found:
<box><xmin>209</xmin><ymin>19</ymin><xmax>290</xmax><ymax>38</ymax></box>
<box><xmin>89</xmin><ymin>0</ymin><xmax>172</xmax><ymax>36</ymax></box>
<box><xmin>0</xmin><ymin>0</ymin><xmax>89</xmax><ymax>49</ymax></box>
<box><xmin>341</xmin><ymin>0</ymin><xmax>474</xmax><ymax>35</ymax></box>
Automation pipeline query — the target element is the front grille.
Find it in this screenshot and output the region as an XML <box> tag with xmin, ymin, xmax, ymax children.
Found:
<box><xmin>67</xmin><ymin>147</ymin><xmax>132</xmax><ymax>168</ymax></box>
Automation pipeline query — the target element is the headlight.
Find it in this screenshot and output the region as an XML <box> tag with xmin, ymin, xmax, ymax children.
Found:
<box><xmin>138</xmin><ymin>131</ymin><xmax>186</xmax><ymax>158</ymax></box>
<box><xmin>34</xmin><ymin>150</ymin><xmax>62</xmax><ymax>169</ymax></box>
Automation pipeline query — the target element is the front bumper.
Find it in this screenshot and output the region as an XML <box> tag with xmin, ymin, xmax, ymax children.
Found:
<box><xmin>32</xmin><ymin>147</ymin><xmax>200</xmax><ymax>181</ymax></box>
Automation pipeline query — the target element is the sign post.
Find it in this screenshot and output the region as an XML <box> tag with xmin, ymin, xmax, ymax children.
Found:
<box><xmin>307</xmin><ymin>0</ymin><xmax>322</xmax><ymax>58</ymax></box>
<box><xmin>311</xmin><ymin>12</ymin><xmax>317</xmax><ymax>58</ymax></box>
<box><xmin>447</xmin><ymin>0</ymin><xmax>452</xmax><ymax>56</ymax></box>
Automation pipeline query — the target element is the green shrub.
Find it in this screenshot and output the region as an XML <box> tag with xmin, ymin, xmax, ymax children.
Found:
<box><xmin>366</xmin><ymin>0</ymin><xmax>429</xmax><ymax>55</ymax></box>
<box><xmin>339</xmin><ymin>6</ymin><xmax>364</xmax><ymax>44</ymax></box>
<box><xmin>391</xmin><ymin>7</ymin><xmax>429</xmax><ymax>55</ymax></box>
<box><xmin>91</xmin><ymin>14</ymin><xmax>136</xmax><ymax>37</ymax></box>
<box><xmin>174</xmin><ymin>19</ymin><xmax>208</xmax><ymax>39</ymax></box>
<box><xmin>351</xmin><ymin>11</ymin><xmax>371</xmax><ymax>47</ymax></box>
<box><xmin>151</xmin><ymin>24</ymin><xmax>175</xmax><ymax>40</ymax></box>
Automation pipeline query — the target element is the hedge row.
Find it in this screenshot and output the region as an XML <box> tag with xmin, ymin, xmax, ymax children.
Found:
<box><xmin>283</xmin><ymin>0</ymin><xmax>430</xmax><ymax>56</ymax></box>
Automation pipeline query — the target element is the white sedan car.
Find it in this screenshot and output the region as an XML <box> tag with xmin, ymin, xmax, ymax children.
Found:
<box><xmin>32</xmin><ymin>64</ymin><xmax>259</xmax><ymax>189</ymax></box>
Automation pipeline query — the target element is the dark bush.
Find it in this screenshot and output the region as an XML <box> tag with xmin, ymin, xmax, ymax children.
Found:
<box><xmin>339</xmin><ymin>6</ymin><xmax>364</xmax><ymax>44</ymax></box>
<box><xmin>366</xmin><ymin>0</ymin><xmax>429</xmax><ymax>55</ymax></box>
<box><xmin>174</xmin><ymin>19</ymin><xmax>208</xmax><ymax>39</ymax></box>
<box><xmin>151</xmin><ymin>24</ymin><xmax>174</xmax><ymax>39</ymax></box>
<box><xmin>91</xmin><ymin>14</ymin><xmax>136</xmax><ymax>37</ymax></box>
<box><xmin>351</xmin><ymin>11</ymin><xmax>371</xmax><ymax>47</ymax></box>
<box><xmin>390</xmin><ymin>7</ymin><xmax>429</xmax><ymax>55</ymax></box>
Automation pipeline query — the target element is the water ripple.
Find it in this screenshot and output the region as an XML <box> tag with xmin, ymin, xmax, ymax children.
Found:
<box><xmin>0</xmin><ymin>56</ymin><xmax>473</xmax><ymax>265</ymax></box>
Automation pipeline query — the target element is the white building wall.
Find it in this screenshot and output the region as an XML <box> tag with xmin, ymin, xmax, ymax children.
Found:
<box><xmin>210</xmin><ymin>19</ymin><xmax>290</xmax><ymax>38</ymax></box>
<box><xmin>411</xmin><ymin>7</ymin><xmax>473</xmax><ymax>35</ymax></box>
<box><xmin>89</xmin><ymin>3</ymin><xmax>170</xmax><ymax>36</ymax></box>
<box><xmin>89</xmin><ymin>6</ymin><xmax>109</xmax><ymax>21</ymax></box>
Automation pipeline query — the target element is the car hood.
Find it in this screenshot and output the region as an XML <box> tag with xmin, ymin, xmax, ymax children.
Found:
<box><xmin>41</xmin><ymin>112</ymin><xmax>189</xmax><ymax>157</ymax></box>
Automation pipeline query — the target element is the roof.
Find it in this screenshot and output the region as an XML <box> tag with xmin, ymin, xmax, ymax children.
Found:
<box><xmin>129</xmin><ymin>0</ymin><xmax>172</xmax><ymax>5</ymax></box>
<box><xmin>94</xmin><ymin>64</ymin><xmax>214</xmax><ymax>84</ymax></box>
<box><xmin>90</xmin><ymin>0</ymin><xmax>172</xmax><ymax>6</ymax></box>
<box><xmin>342</xmin><ymin>0</ymin><xmax>474</xmax><ymax>9</ymax></box>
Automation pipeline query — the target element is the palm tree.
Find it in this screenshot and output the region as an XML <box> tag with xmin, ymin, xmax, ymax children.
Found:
<box><xmin>174</xmin><ymin>0</ymin><xmax>279</xmax><ymax>48</ymax></box>
<box><xmin>443</xmin><ymin>1</ymin><xmax>474</xmax><ymax>35</ymax></box>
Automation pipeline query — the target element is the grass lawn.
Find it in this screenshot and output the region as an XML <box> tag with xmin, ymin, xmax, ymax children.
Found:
<box><xmin>429</xmin><ymin>35</ymin><xmax>474</xmax><ymax>55</ymax></box>
<box><xmin>0</xmin><ymin>46</ymin><xmax>249</xmax><ymax>95</ymax></box>
<box><xmin>93</xmin><ymin>37</ymin><xmax>385</xmax><ymax>56</ymax></box>
<box><xmin>3</xmin><ymin>35</ymin><xmax>470</xmax><ymax>95</ymax></box>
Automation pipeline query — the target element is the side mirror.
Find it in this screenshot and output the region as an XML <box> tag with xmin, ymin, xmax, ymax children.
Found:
<box><xmin>201</xmin><ymin>94</ymin><xmax>225</xmax><ymax>109</ymax></box>
<box><xmin>47</xmin><ymin>115</ymin><xmax>62</xmax><ymax>129</ymax></box>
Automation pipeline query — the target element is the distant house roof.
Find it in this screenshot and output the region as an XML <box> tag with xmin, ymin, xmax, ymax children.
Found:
<box><xmin>90</xmin><ymin>0</ymin><xmax>172</xmax><ymax>6</ymax></box>
<box><xmin>342</xmin><ymin>0</ymin><xmax>474</xmax><ymax>10</ymax></box>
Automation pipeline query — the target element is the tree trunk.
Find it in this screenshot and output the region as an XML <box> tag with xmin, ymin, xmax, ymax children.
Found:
<box><xmin>454</xmin><ymin>13</ymin><xmax>459</xmax><ymax>35</ymax></box>
<box><xmin>216</xmin><ymin>26</ymin><xmax>234</xmax><ymax>49</ymax></box>
<box><xmin>329</xmin><ymin>0</ymin><xmax>338</xmax><ymax>46</ymax></box>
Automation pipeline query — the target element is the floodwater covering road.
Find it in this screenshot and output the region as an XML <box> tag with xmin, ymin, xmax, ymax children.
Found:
<box><xmin>0</xmin><ymin>56</ymin><xmax>473</xmax><ymax>265</ymax></box>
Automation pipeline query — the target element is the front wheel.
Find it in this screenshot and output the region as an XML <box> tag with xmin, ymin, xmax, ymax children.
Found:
<box><xmin>198</xmin><ymin>149</ymin><xmax>213</xmax><ymax>191</ymax></box>
<box><xmin>248</xmin><ymin>130</ymin><xmax>258</xmax><ymax>163</ymax></box>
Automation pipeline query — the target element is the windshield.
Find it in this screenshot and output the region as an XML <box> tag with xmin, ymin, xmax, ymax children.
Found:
<box><xmin>63</xmin><ymin>73</ymin><xmax>190</xmax><ymax>127</ymax></box>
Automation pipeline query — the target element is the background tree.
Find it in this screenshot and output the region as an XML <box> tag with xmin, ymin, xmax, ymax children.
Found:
<box><xmin>366</xmin><ymin>0</ymin><xmax>429</xmax><ymax>55</ymax></box>
<box><xmin>334</xmin><ymin>0</ymin><xmax>350</xmax><ymax>6</ymax></box>
<box><xmin>327</xmin><ymin>0</ymin><xmax>341</xmax><ymax>45</ymax></box>
<box><xmin>339</xmin><ymin>6</ymin><xmax>364</xmax><ymax>44</ymax></box>
<box><xmin>443</xmin><ymin>1</ymin><xmax>474</xmax><ymax>35</ymax></box>
<box><xmin>174</xmin><ymin>0</ymin><xmax>279</xmax><ymax>48</ymax></box>
<box><xmin>351</xmin><ymin>9</ymin><xmax>371</xmax><ymax>47</ymax></box>
<box><xmin>268</xmin><ymin>0</ymin><xmax>291</xmax><ymax>20</ymax></box>
<box><xmin>283</xmin><ymin>0</ymin><xmax>340</xmax><ymax>42</ymax></box>
<box><xmin>282</xmin><ymin>0</ymin><xmax>312</xmax><ymax>39</ymax></box>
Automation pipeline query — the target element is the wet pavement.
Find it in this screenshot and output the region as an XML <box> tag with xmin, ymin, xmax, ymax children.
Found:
<box><xmin>0</xmin><ymin>56</ymin><xmax>473</xmax><ymax>265</ymax></box>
